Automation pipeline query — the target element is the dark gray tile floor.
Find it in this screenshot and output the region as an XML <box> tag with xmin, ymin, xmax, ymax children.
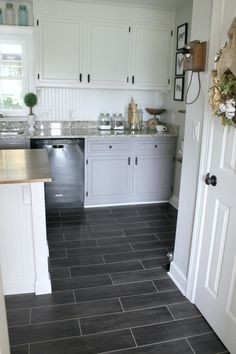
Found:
<box><xmin>5</xmin><ymin>203</ymin><xmax>228</xmax><ymax>354</ymax></box>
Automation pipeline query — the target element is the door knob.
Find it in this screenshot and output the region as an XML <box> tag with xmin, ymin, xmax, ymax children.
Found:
<box><xmin>205</xmin><ymin>173</ymin><xmax>217</xmax><ymax>186</ymax></box>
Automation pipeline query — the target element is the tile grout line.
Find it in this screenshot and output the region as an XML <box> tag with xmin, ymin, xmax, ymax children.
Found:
<box><xmin>117</xmin><ymin>297</ymin><xmax>125</xmax><ymax>313</ymax></box>
<box><xmin>185</xmin><ymin>337</ymin><xmax>197</xmax><ymax>354</ymax></box>
<box><xmin>77</xmin><ymin>318</ymin><xmax>82</xmax><ymax>336</ymax></box>
<box><xmin>151</xmin><ymin>280</ymin><xmax>159</xmax><ymax>292</ymax></box>
<box><xmin>68</xmin><ymin>266</ymin><xmax>72</xmax><ymax>278</ymax></box>
<box><xmin>166</xmin><ymin>304</ymin><xmax>176</xmax><ymax>320</ymax></box>
<box><xmin>130</xmin><ymin>328</ymin><xmax>138</xmax><ymax>347</ymax></box>
<box><xmin>139</xmin><ymin>259</ymin><xmax>146</xmax><ymax>270</ymax></box>
<box><xmin>129</xmin><ymin>243</ymin><xmax>136</xmax><ymax>253</ymax></box>
<box><xmin>108</xmin><ymin>273</ymin><xmax>114</xmax><ymax>285</ymax></box>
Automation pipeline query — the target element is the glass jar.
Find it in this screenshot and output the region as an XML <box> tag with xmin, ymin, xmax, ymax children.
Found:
<box><xmin>18</xmin><ymin>5</ymin><xmax>28</xmax><ymax>26</ymax></box>
<box><xmin>5</xmin><ymin>3</ymin><xmax>15</xmax><ymax>25</ymax></box>
<box><xmin>112</xmin><ymin>113</ymin><xmax>124</xmax><ymax>130</ymax></box>
<box><xmin>98</xmin><ymin>113</ymin><xmax>111</xmax><ymax>130</ymax></box>
<box><xmin>0</xmin><ymin>9</ymin><xmax>3</xmax><ymax>25</ymax></box>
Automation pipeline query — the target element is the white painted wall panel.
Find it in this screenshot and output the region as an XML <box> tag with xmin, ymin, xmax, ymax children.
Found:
<box><xmin>35</xmin><ymin>87</ymin><xmax>164</xmax><ymax>121</ymax></box>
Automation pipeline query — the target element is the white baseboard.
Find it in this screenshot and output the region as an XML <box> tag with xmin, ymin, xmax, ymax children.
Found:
<box><xmin>169</xmin><ymin>195</ymin><xmax>179</xmax><ymax>209</ymax></box>
<box><xmin>168</xmin><ymin>261</ymin><xmax>187</xmax><ymax>296</ymax></box>
<box><xmin>84</xmin><ymin>200</ymin><xmax>169</xmax><ymax>208</ymax></box>
<box><xmin>35</xmin><ymin>278</ymin><xmax>52</xmax><ymax>295</ymax></box>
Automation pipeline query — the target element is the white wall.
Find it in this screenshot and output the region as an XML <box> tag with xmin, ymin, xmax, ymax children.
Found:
<box><xmin>169</xmin><ymin>0</ymin><xmax>213</xmax><ymax>293</ymax></box>
<box><xmin>35</xmin><ymin>88</ymin><xmax>164</xmax><ymax>121</ymax></box>
<box><xmin>163</xmin><ymin>0</ymin><xmax>193</xmax><ymax>205</ymax></box>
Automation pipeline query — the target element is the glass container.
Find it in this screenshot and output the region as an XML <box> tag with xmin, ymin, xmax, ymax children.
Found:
<box><xmin>98</xmin><ymin>113</ymin><xmax>111</xmax><ymax>130</ymax></box>
<box><xmin>126</xmin><ymin>104</ymin><xmax>143</xmax><ymax>130</ymax></box>
<box><xmin>18</xmin><ymin>5</ymin><xmax>28</xmax><ymax>26</ymax></box>
<box><xmin>111</xmin><ymin>113</ymin><xmax>124</xmax><ymax>130</ymax></box>
<box><xmin>5</xmin><ymin>3</ymin><xmax>15</xmax><ymax>25</ymax></box>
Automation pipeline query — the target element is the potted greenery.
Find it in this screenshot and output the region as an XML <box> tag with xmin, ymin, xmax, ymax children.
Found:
<box><xmin>24</xmin><ymin>92</ymin><xmax>38</xmax><ymax>131</ymax></box>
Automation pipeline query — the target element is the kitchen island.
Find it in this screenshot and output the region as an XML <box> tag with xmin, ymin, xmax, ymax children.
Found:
<box><xmin>0</xmin><ymin>149</ymin><xmax>52</xmax><ymax>295</ymax></box>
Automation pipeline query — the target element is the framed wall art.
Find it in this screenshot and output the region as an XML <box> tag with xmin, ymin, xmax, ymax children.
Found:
<box><xmin>176</xmin><ymin>23</ymin><xmax>188</xmax><ymax>51</ymax></box>
<box><xmin>174</xmin><ymin>77</ymin><xmax>185</xmax><ymax>101</ymax></box>
<box><xmin>175</xmin><ymin>52</ymin><xmax>185</xmax><ymax>76</ymax></box>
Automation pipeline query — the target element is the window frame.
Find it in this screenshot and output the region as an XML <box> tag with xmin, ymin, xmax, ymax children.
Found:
<box><xmin>0</xmin><ymin>26</ymin><xmax>34</xmax><ymax>117</ymax></box>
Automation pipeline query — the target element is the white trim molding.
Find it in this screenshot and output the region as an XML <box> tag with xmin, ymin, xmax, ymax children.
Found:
<box><xmin>168</xmin><ymin>261</ymin><xmax>187</xmax><ymax>295</ymax></box>
<box><xmin>169</xmin><ymin>195</ymin><xmax>178</xmax><ymax>209</ymax></box>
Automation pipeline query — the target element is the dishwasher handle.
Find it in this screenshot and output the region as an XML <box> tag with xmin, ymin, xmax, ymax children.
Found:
<box><xmin>52</xmin><ymin>144</ymin><xmax>64</xmax><ymax>149</ymax></box>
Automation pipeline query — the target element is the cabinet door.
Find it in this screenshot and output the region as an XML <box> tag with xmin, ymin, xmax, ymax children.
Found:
<box><xmin>85</xmin><ymin>156</ymin><xmax>132</xmax><ymax>206</ymax></box>
<box><xmin>130</xmin><ymin>25</ymin><xmax>172</xmax><ymax>90</ymax></box>
<box><xmin>37</xmin><ymin>19</ymin><xmax>82</xmax><ymax>83</ymax></box>
<box><xmin>133</xmin><ymin>153</ymin><xmax>174</xmax><ymax>202</ymax></box>
<box><xmin>87</xmin><ymin>22</ymin><xmax>129</xmax><ymax>87</ymax></box>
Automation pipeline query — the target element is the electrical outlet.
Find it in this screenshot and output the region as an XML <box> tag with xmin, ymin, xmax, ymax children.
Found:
<box><xmin>69</xmin><ymin>110</ymin><xmax>75</xmax><ymax>120</ymax></box>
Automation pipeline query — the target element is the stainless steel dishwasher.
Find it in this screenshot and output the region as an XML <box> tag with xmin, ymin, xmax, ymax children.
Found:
<box><xmin>31</xmin><ymin>138</ymin><xmax>84</xmax><ymax>208</ymax></box>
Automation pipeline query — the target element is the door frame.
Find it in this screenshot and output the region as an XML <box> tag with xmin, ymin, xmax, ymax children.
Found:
<box><xmin>185</xmin><ymin>0</ymin><xmax>227</xmax><ymax>302</ymax></box>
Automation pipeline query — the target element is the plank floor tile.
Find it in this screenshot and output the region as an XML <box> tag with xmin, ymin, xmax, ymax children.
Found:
<box><xmin>6</xmin><ymin>203</ymin><xmax>227</xmax><ymax>354</ymax></box>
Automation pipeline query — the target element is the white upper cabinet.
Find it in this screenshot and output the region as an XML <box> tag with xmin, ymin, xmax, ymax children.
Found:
<box><xmin>35</xmin><ymin>13</ymin><xmax>173</xmax><ymax>90</ymax></box>
<box><xmin>87</xmin><ymin>22</ymin><xmax>129</xmax><ymax>87</ymax></box>
<box><xmin>130</xmin><ymin>25</ymin><xmax>171</xmax><ymax>90</ymax></box>
<box><xmin>37</xmin><ymin>19</ymin><xmax>82</xmax><ymax>84</ymax></box>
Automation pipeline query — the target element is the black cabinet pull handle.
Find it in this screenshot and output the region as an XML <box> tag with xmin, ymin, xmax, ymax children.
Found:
<box><xmin>79</xmin><ymin>73</ymin><xmax>82</xmax><ymax>82</ymax></box>
<box><xmin>88</xmin><ymin>74</ymin><xmax>90</xmax><ymax>83</ymax></box>
<box><xmin>109</xmin><ymin>145</ymin><xmax>112</xmax><ymax>149</ymax></box>
<box><xmin>127</xmin><ymin>77</ymin><xmax>129</xmax><ymax>83</ymax></box>
<box><xmin>52</xmin><ymin>145</ymin><xmax>64</xmax><ymax>149</ymax></box>
<box><xmin>155</xmin><ymin>145</ymin><xmax>158</xmax><ymax>148</ymax></box>
<box><xmin>135</xmin><ymin>156</ymin><xmax>138</xmax><ymax>165</ymax></box>
<box><xmin>205</xmin><ymin>173</ymin><xmax>217</xmax><ymax>186</ymax></box>
<box><xmin>132</xmin><ymin>75</ymin><xmax>135</xmax><ymax>84</ymax></box>
<box><xmin>128</xmin><ymin>157</ymin><xmax>131</xmax><ymax>165</ymax></box>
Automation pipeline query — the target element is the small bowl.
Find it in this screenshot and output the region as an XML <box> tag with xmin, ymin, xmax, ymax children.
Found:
<box><xmin>145</xmin><ymin>108</ymin><xmax>166</xmax><ymax>116</ymax></box>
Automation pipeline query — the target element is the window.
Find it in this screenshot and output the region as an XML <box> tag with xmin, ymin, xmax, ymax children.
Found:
<box><xmin>0</xmin><ymin>28</ymin><xmax>34</xmax><ymax>116</ymax></box>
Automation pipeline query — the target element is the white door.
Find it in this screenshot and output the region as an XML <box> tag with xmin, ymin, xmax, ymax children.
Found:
<box><xmin>0</xmin><ymin>265</ymin><xmax>10</xmax><ymax>354</ymax></box>
<box><xmin>192</xmin><ymin>2</ymin><xmax>236</xmax><ymax>353</ymax></box>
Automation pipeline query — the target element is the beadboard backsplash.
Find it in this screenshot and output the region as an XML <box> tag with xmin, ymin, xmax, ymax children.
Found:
<box><xmin>35</xmin><ymin>88</ymin><xmax>165</xmax><ymax>121</ymax></box>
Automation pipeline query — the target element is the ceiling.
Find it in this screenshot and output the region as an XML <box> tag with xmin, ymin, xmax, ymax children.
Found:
<box><xmin>55</xmin><ymin>0</ymin><xmax>190</xmax><ymax>10</ymax></box>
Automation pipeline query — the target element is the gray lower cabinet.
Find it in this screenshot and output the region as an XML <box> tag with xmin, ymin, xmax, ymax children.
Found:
<box><xmin>85</xmin><ymin>136</ymin><xmax>176</xmax><ymax>206</ymax></box>
<box><xmin>133</xmin><ymin>138</ymin><xmax>175</xmax><ymax>202</ymax></box>
<box><xmin>0</xmin><ymin>138</ymin><xmax>30</xmax><ymax>149</ymax></box>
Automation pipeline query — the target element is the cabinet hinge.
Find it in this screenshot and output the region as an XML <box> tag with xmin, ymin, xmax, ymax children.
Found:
<box><xmin>129</xmin><ymin>26</ymin><xmax>131</xmax><ymax>33</ymax></box>
<box><xmin>36</xmin><ymin>19</ymin><xmax>39</xmax><ymax>26</ymax></box>
<box><xmin>37</xmin><ymin>73</ymin><xmax>40</xmax><ymax>80</ymax></box>
<box><xmin>86</xmin><ymin>159</ymin><xmax>88</xmax><ymax>165</ymax></box>
<box><xmin>171</xmin><ymin>30</ymin><xmax>173</xmax><ymax>36</ymax></box>
<box><xmin>86</xmin><ymin>191</ymin><xmax>88</xmax><ymax>197</ymax></box>
<box><xmin>168</xmin><ymin>78</ymin><xmax>170</xmax><ymax>85</ymax></box>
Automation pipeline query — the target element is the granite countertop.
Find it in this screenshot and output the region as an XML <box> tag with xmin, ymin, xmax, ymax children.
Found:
<box><xmin>29</xmin><ymin>128</ymin><xmax>177</xmax><ymax>139</ymax></box>
<box><xmin>0</xmin><ymin>149</ymin><xmax>52</xmax><ymax>184</ymax></box>
<box><xmin>0</xmin><ymin>121</ymin><xmax>178</xmax><ymax>139</ymax></box>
